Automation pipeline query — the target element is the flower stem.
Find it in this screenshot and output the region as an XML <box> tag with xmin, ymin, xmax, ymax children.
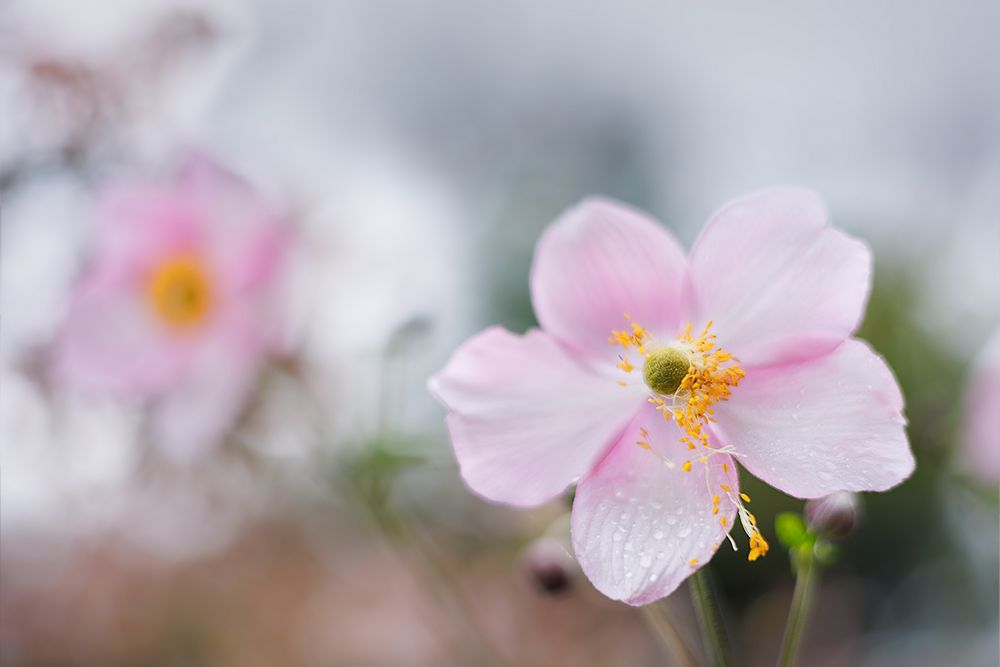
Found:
<box><xmin>776</xmin><ymin>549</ymin><xmax>818</xmax><ymax>667</ymax></box>
<box><xmin>640</xmin><ymin>602</ymin><xmax>697</xmax><ymax>667</ymax></box>
<box><xmin>688</xmin><ymin>568</ymin><xmax>731</xmax><ymax>667</ymax></box>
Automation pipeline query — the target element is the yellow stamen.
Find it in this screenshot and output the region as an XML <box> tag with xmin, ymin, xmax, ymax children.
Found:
<box><xmin>748</xmin><ymin>531</ymin><xmax>770</xmax><ymax>562</ymax></box>
<box><xmin>609</xmin><ymin>317</ymin><xmax>765</xmax><ymax>564</ymax></box>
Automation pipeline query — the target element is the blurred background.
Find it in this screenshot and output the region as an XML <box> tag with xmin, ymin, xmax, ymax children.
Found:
<box><xmin>2</xmin><ymin>0</ymin><xmax>998</xmax><ymax>665</ymax></box>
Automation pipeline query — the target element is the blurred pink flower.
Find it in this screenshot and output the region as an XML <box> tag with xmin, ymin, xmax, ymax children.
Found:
<box><xmin>54</xmin><ymin>154</ymin><xmax>291</xmax><ymax>461</ymax></box>
<box><xmin>431</xmin><ymin>190</ymin><xmax>913</xmax><ymax>605</ymax></box>
<box><xmin>959</xmin><ymin>331</ymin><xmax>1000</xmax><ymax>484</ymax></box>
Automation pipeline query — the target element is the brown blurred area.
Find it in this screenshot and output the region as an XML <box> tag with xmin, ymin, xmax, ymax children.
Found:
<box><xmin>2</xmin><ymin>511</ymin><xmax>666</xmax><ymax>667</ymax></box>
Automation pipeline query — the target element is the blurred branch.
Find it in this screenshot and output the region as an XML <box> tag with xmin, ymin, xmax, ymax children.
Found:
<box><xmin>278</xmin><ymin>356</ymin><xmax>511</xmax><ymax>665</ymax></box>
<box><xmin>640</xmin><ymin>602</ymin><xmax>698</xmax><ymax>667</ymax></box>
<box><xmin>688</xmin><ymin>569</ymin><xmax>731</xmax><ymax>667</ymax></box>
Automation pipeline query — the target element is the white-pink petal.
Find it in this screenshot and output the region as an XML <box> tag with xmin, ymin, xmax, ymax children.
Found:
<box><xmin>685</xmin><ymin>189</ymin><xmax>871</xmax><ymax>369</ymax></box>
<box><xmin>53</xmin><ymin>278</ymin><xmax>193</xmax><ymax>398</ymax></box>
<box><xmin>572</xmin><ymin>408</ymin><xmax>738</xmax><ymax>605</ymax></box>
<box><xmin>959</xmin><ymin>331</ymin><xmax>1000</xmax><ymax>484</ymax></box>
<box><xmin>176</xmin><ymin>153</ymin><xmax>291</xmax><ymax>296</ymax></box>
<box><xmin>429</xmin><ymin>326</ymin><xmax>644</xmax><ymax>507</ymax></box>
<box><xmin>712</xmin><ymin>339</ymin><xmax>914</xmax><ymax>499</ymax></box>
<box><xmin>96</xmin><ymin>183</ymin><xmax>202</xmax><ymax>277</ymax></box>
<box><xmin>150</xmin><ymin>332</ymin><xmax>262</xmax><ymax>463</ymax></box>
<box><xmin>531</xmin><ymin>198</ymin><xmax>688</xmax><ymax>362</ymax></box>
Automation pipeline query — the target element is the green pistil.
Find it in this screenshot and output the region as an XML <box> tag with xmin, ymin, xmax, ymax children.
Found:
<box><xmin>643</xmin><ymin>347</ymin><xmax>691</xmax><ymax>395</ymax></box>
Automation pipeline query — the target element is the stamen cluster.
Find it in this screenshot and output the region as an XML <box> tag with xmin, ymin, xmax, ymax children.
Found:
<box><xmin>610</xmin><ymin>317</ymin><xmax>769</xmax><ymax>563</ymax></box>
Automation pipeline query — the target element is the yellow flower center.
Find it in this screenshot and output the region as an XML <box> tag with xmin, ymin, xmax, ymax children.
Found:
<box><xmin>146</xmin><ymin>256</ymin><xmax>213</xmax><ymax>330</ymax></box>
<box><xmin>609</xmin><ymin>316</ymin><xmax>769</xmax><ymax>562</ymax></box>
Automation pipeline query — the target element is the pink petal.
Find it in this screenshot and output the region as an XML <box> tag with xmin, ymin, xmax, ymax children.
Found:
<box><xmin>97</xmin><ymin>157</ymin><xmax>289</xmax><ymax>299</ymax></box>
<box><xmin>429</xmin><ymin>326</ymin><xmax>645</xmax><ymax>507</ymax></box>
<box><xmin>52</xmin><ymin>278</ymin><xmax>193</xmax><ymax>398</ymax></box>
<box><xmin>684</xmin><ymin>189</ymin><xmax>871</xmax><ymax>368</ymax></box>
<box><xmin>712</xmin><ymin>339</ymin><xmax>914</xmax><ymax>498</ymax></box>
<box><xmin>531</xmin><ymin>198</ymin><xmax>688</xmax><ymax>361</ymax></box>
<box><xmin>177</xmin><ymin>153</ymin><xmax>291</xmax><ymax>296</ymax></box>
<box><xmin>150</xmin><ymin>332</ymin><xmax>262</xmax><ymax>463</ymax></box>
<box><xmin>959</xmin><ymin>331</ymin><xmax>1000</xmax><ymax>484</ymax></box>
<box><xmin>96</xmin><ymin>183</ymin><xmax>202</xmax><ymax>278</ymax></box>
<box><xmin>572</xmin><ymin>407</ymin><xmax>738</xmax><ymax>605</ymax></box>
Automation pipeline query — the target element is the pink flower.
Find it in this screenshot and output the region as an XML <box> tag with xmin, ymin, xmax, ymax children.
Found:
<box><xmin>430</xmin><ymin>190</ymin><xmax>914</xmax><ymax>605</ymax></box>
<box><xmin>959</xmin><ymin>331</ymin><xmax>1000</xmax><ymax>485</ymax></box>
<box><xmin>53</xmin><ymin>154</ymin><xmax>291</xmax><ymax>461</ymax></box>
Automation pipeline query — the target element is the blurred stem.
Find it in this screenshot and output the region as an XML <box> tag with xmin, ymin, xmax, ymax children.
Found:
<box><xmin>776</xmin><ymin>548</ymin><xmax>818</xmax><ymax>667</ymax></box>
<box><xmin>640</xmin><ymin>602</ymin><xmax>697</xmax><ymax>667</ymax></box>
<box><xmin>282</xmin><ymin>359</ymin><xmax>509</xmax><ymax>666</ymax></box>
<box><xmin>688</xmin><ymin>568</ymin><xmax>731</xmax><ymax>667</ymax></box>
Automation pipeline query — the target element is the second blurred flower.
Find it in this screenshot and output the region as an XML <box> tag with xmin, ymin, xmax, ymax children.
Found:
<box><xmin>52</xmin><ymin>153</ymin><xmax>292</xmax><ymax>461</ymax></box>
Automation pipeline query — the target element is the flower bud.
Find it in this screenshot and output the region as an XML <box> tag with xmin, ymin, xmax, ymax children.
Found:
<box><xmin>522</xmin><ymin>536</ymin><xmax>577</xmax><ymax>595</ymax></box>
<box><xmin>805</xmin><ymin>492</ymin><xmax>860</xmax><ymax>540</ymax></box>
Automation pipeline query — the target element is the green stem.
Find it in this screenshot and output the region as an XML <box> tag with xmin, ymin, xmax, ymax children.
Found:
<box><xmin>776</xmin><ymin>549</ymin><xmax>819</xmax><ymax>667</ymax></box>
<box><xmin>640</xmin><ymin>602</ymin><xmax>697</xmax><ymax>667</ymax></box>
<box><xmin>688</xmin><ymin>568</ymin><xmax>731</xmax><ymax>667</ymax></box>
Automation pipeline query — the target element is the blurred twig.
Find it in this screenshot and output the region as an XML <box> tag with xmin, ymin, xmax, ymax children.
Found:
<box><xmin>279</xmin><ymin>354</ymin><xmax>512</xmax><ymax>666</ymax></box>
<box><xmin>688</xmin><ymin>569</ymin><xmax>731</xmax><ymax>667</ymax></box>
<box><xmin>640</xmin><ymin>602</ymin><xmax>698</xmax><ymax>667</ymax></box>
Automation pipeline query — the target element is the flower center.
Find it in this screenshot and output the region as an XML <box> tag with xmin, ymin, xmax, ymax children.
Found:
<box><xmin>610</xmin><ymin>319</ymin><xmax>744</xmax><ymax>449</ymax></box>
<box><xmin>146</xmin><ymin>256</ymin><xmax>213</xmax><ymax>329</ymax></box>
<box><xmin>610</xmin><ymin>316</ymin><xmax>769</xmax><ymax>562</ymax></box>
<box><xmin>642</xmin><ymin>347</ymin><xmax>690</xmax><ymax>395</ymax></box>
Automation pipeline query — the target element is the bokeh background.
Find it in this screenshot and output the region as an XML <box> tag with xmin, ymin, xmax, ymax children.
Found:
<box><xmin>2</xmin><ymin>1</ymin><xmax>998</xmax><ymax>665</ymax></box>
